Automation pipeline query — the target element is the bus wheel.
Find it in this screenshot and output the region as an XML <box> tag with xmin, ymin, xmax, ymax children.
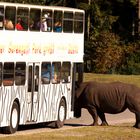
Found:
<box><xmin>3</xmin><ymin>102</ymin><xmax>19</xmax><ymax>134</ymax></box>
<box><xmin>55</xmin><ymin>99</ymin><xmax>66</xmax><ymax>128</ymax></box>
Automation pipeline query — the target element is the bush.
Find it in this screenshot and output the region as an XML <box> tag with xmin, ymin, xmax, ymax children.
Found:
<box><xmin>84</xmin><ymin>32</ymin><xmax>140</xmax><ymax>75</ymax></box>
<box><xmin>119</xmin><ymin>42</ymin><xmax>140</xmax><ymax>75</ymax></box>
<box><xmin>86</xmin><ymin>31</ymin><xmax>124</xmax><ymax>74</ymax></box>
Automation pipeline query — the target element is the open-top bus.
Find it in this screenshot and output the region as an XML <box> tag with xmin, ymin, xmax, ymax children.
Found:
<box><xmin>0</xmin><ymin>2</ymin><xmax>84</xmax><ymax>134</ymax></box>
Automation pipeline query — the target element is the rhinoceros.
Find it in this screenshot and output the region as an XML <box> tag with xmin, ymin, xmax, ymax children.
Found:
<box><xmin>74</xmin><ymin>81</ymin><xmax>140</xmax><ymax>128</ymax></box>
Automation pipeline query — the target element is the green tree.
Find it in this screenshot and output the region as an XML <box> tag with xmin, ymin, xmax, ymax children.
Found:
<box><xmin>119</xmin><ymin>41</ymin><xmax>140</xmax><ymax>75</ymax></box>
<box><xmin>1</xmin><ymin>0</ymin><xmax>140</xmax><ymax>74</ymax></box>
<box><xmin>83</xmin><ymin>0</ymin><xmax>140</xmax><ymax>74</ymax></box>
<box><xmin>86</xmin><ymin>30</ymin><xmax>124</xmax><ymax>74</ymax></box>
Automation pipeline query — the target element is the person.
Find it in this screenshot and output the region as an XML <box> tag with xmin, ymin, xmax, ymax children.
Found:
<box><xmin>42</xmin><ymin>64</ymin><xmax>51</xmax><ymax>84</ymax></box>
<box><xmin>4</xmin><ymin>19</ymin><xmax>14</xmax><ymax>30</ymax></box>
<box><xmin>15</xmin><ymin>17</ymin><xmax>23</xmax><ymax>30</ymax></box>
<box><xmin>54</xmin><ymin>21</ymin><xmax>62</xmax><ymax>32</ymax></box>
<box><xmin>0</xmin><ymin>10</ymin><xmax>4</xmax><ymax>28</ymax></box>
<box><xmin>29</xmin><ymin>19</ymin><xmax>34</xmax><ymax>30</ymax></box>
<box><xmin>41</xmin><ymin>18</ymin><xmax>48</xmax><ymax>31</ymax></box>
<box><xmin>42</xmin><ymin>64</ymin><xmax>58</xmax><ymax>84</ymax></box>
<box><xmin>41</xmin><ymin>13</ymin><xmax>50</xmax><ymax>31</ymax></box>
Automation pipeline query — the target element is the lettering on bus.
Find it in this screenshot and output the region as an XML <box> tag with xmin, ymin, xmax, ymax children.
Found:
<box><xmin>0</xmin><ymin>45</ymin><xmax>79</xmax><ymax>56</ymax></box>
<box><xmin>8</xmin><ymin>47</ymin><xmax>30</xmax><ymax>56</ymax></box>
<box><xmin>32</xmin><ymin>46</ymin><xmax>54</xmax><ymax>55</ymax></box>
<box><xmin>32</xmin><ymin>47</ymin><xmax>42</xmax><ymax>54</ymax></box>
<box><xmin>68</xmin><ymin>45</ymin><xmax>78</xmax><ymax>54</ymax></box>
<box><xmin>0</xmin><ymin>48</ymin><xmax>4</xmax><ymax>54</ymax></box>
<box><xmin>43</xmin><ymin>47</ymin><xmax>54</xmax><ymax>55</ymax></box>
<box><xmin>8</xmin><ymin>47</ymin><xmax>54</xmax><ymax>56</ymax></box>
<box><xmin>68</xmin><ymin>49</ymin><xmax>78</xmax><ymax>54</ymax></box>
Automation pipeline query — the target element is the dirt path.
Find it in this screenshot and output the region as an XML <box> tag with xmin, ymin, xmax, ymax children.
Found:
<box><xmin>66</xmin><ymin>109</ymin><xmax>135</xmax><ymax>126</ymax></box>
<box><xmin>0</xmin><ymin>109</ymin><xmax>135</xmax><ymax>137</ymax></box>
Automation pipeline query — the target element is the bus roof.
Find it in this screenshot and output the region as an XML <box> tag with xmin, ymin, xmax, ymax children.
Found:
<box><xmin>0</xmin><ymin>2</ymin><xmax>84</xmax><ymax>13</ymax></box>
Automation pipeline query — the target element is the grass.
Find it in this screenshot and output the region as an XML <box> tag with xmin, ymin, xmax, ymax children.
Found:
<box><xmin>1</xmin><ymin>124</ymin><xmax>140</xmax><ymax>140</ymax></box>
<box><xmin>1</xmin><ymin>73</ymin><xmax>140</xmax><ymax>139</ymax></box>
<box><xmin>84</xmin><ymin>73</ymin><xmax>140</xmax><ymax>87</ymax></box>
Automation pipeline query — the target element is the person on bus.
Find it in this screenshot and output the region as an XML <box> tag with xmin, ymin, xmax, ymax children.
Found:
<box><xmin>42</xmin><ymin>64</ymin><xmax>51</xmax><ymax>83</ymax></box>
<box><xmin>41</xmin><ymin>18</ymin><xmax>47</xmax><ymax>31</ymax></box>
<box><xmin>42</xmin><ymin>64</ymin><xmax>57</xmax><ymax>84</ymax></box>
<box><xmin>41</xmin><ymin>13</ymin><xmax>51</xmax><ymax>32</ymax></box>
<box><xmin>15</xmin><ymin>17</ymin><xmax>23</xmax><ymax>30</ymax></box>
<box><xmin>4</xmin><ymin>19</ymin><xmax>14</xmax><ymax>30</ymax></box>
<box><xmin>54</xmin><ymin>20</ymin><xmax>62</xmax><ymax>32</ymax></box>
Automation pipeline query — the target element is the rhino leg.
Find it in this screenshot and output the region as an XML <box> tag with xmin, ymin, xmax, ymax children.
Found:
<box><xmin>97</xmin><ymin>111</ymin><xmax>108</xmax><ymax>126</ymax></box>
<box><xmin>133</xmin><ymin>112</ymin><xmax>140</xmax><ymax>129</ymax></box>
<box><xmin>87</xmin><ymin>106</ymin><xmax>99</xmax><ymax>126</ymax></box>
<box><xmin>128</xmin><ymin>103</ymin><xmax>140</xmax><ymax>129</ymax></box>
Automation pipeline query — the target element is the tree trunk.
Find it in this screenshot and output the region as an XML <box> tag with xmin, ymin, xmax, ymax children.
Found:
<box><xmin>138</xmin><ymin>0</ymin><xmax>140</xmax><ymax>36</ymax></box>
<box><xmin>87</xmin><ymin>0</ymin><xmax>91</xmax><ymax>40</ymax></box>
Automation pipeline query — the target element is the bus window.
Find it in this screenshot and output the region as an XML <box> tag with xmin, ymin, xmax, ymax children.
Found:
<box><xmin>41</xmin><ymin>62</ymin><xmax>51</xmax><ymax>84</ymax></box>
<box><xmin>35</xmin><ymin>65</ymin><xmax>39</xmax><ymax>91</ymax></box>
<box><xmin>0</xmin><ymin>6</ymin><xmax>4</xmax><ymax>30</ymax></box>
<box><xmin>16</xmin><ymin>7</ymin><xmax>29</xmax><ymax>31</ymax></box>
<box><xmin>53</xmin><ymin>10</ymin><xmax>62</xmax><ymax>32</ymax></box>
<box><xmin>0</xmin><ymin>63</ymin><xmax>2</xmax><ymax>86</ymax></box>
<box><xmin>5</xmin><ymin>6</ymin><xmax>16</xmax><ymax>30</ymax></box>
<box><xmin>15</xmin><ymin>62</ymin><xmax>26</xmax><ymax>85</ymax></box>
<box><xmin>74</xmin><ymin>12</ymin><xmax>84</xmax><ymax>33</ymax></box>
<box><xmin>52</xmin><ymin>62</ymin><xmax>61</xmax><ymax>84</ymax></box>
<box><xmin>30</xmin><ymin>8</ymin><xmax>41</xmax><ymax>31</ymax></box>
<box><xmin>61</xmin><ymin>62</ymin><xmax>71</xmax><ymax>83</ymax></box>
<box><xmin>63</xmin><ymin>12</ymin><xmax>73</xmax><ymax>33</ymax></box>
<box><xmin>28</xmin><ymin>66</ymin><xmax>32</xmax><ymax>92</ymax></box>
<box><xmin>3</xmin><ymin>62</ymin><xmax>14</xmax><ymax>86</ymax></box>
<box><xmin>41</xmin><ymin>9</ymin><xmax>52</xmax><ymax>32</ymax></box>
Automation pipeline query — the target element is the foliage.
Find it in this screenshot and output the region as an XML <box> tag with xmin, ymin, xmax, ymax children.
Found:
<box><xmin>84</xmin><ymin>0</ymin><xmax>140</xmax><ymax>74</ymax></box>
<box><xmin>87</xmin><ymin>30</ymin><xmax>140</xmax><ymax>74</ymax></box>
<box><xmin>0</xmin><ymin>0</ymin><xmax>46</xmax><ymax>4</ymax></box>
<box><xmin>0</xmin><ymin>0</ymin><xmax>139</xmax><ymax>74</ymax></box>
<box><xmin>119</xmin><ymin>41</ymin><xmax>140</xmax><ymax>75</ymax></box>
<box><xmin>87</xmin><ymin>31</ymin><xmax>124</xmax><ymax>74</ymax></box>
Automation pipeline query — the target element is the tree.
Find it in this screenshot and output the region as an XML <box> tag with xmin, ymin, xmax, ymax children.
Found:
<box><xmin>83</xmin><ymin>0</ymin><xmax>140</xmax><ymax>73</ymax></box>
<box><xmin>1</xmin><ymin>0</ymin><xmax>140</xmax><ymax>74</ymax></box>
<box><xmin>45</xmin><ymin>0</ymin><xmax>63</xmax><ymax>6</ymax></box>
<box><xmin>138</xmin><ymin>0</ymin><xmax>140</xmax><ymax>36</ymax></box>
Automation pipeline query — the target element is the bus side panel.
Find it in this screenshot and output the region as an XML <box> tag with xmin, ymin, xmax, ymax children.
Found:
<box><xmin>0</xmin><ymin>87</ymin><xmax>12</xmax><ymax>127</ymax></box>
<box><xmin>0</xmin><ymin>86</ymin><xmax>27</xmax><ymax>127</ymax></box>
<box><xmin>37</xmin><ymin>81</ymin><xmax>73</xmax><ymax>123</ymax></box>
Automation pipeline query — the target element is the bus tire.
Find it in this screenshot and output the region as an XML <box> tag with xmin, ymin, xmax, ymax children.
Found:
<box><xmin>55</xmin><ymin>98</ymin><xmax>66</xmax><ymax>128</ymax></box>
<box><xmin>3</xmin><ymin>102</ymin><xmax>20</xmax><ymax>134</ymax></box>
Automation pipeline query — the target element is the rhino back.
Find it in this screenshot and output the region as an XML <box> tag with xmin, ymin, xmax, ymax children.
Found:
<box><xmin>83</xmin><ymin>82</ymin><xmax>139</xmax><ymax>114</ymax></box>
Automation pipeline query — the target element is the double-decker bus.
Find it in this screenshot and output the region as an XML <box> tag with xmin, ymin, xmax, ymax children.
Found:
<box><xmin>0</xmin><ymin>2</ymin><xmax>84</xmax><ymax>134</ymax></box>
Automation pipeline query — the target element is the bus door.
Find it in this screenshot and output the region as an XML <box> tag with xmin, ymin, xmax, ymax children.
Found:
<box><xmin>27</xmin><ymin>63</ymin><xmax>40</xmax><ymax>122</ymax></box>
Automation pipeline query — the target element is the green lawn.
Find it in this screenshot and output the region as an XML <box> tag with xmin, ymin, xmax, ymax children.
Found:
<box><xmin>84</xmin><ymin>73</ymin><xmax>140</xmax><ymax>87</ymax></box>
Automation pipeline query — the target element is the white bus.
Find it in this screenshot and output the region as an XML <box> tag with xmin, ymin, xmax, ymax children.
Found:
<box><xmin>0</xmin><ymin>2</ymin><xmax>84</xmax><ymax>134</ymax></box>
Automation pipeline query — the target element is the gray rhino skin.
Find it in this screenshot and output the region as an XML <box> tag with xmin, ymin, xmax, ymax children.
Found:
<box><xmin>74</xmin><ymin>81</ymin><xmax>140</xmax><ymax>128</ymax></box>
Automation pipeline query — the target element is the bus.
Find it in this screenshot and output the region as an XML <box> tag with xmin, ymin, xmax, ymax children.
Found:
<box><xmin>0</xmin><ymin>2</ymin><xmax>84</xmax><ymax>134</ymax></box>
